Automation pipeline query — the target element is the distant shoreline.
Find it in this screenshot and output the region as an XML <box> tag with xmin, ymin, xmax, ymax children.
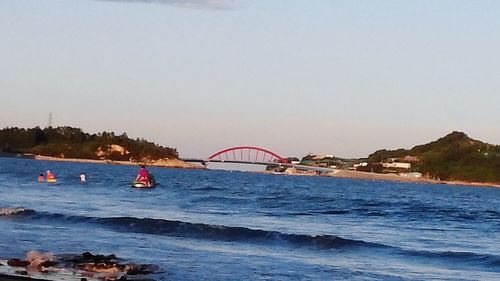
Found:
<box><xmin>33</xmin><ymin>155</ymin><xmax>201</xmax><ymax>169</ymax></box>
<box><xmin>0</xmin><ymin>152</ymin><xmax>200</xmax><ymax>169</ymax></box>
<box><xmin>268</xmin><ymin>167</ymin><xmax>500</xmax><ymax>188</ymax></box>
<box><xmin>330</xmin><ymin>169</ymin><xmax>500</xmax><ymax>189</ymax></box>
<box><xmin>1</xmin><ymin>153</ymin><xmax>498</xmax><ymax>188</ymax></box>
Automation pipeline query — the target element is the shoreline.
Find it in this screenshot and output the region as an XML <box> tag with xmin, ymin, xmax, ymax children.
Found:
<box><xmin>1</xmin><ymin>154</ymin><xmax>498</xmax><ymax>188</ymax></box>
<box><xmin>31</xmin><ymin>154</ymin><xmax>201</xmax><ymax>169</ymax></box>
<box><xmin>329</xmin><ymin>169</ymin><xmax>500</xmax><ymax>188</ymax></box>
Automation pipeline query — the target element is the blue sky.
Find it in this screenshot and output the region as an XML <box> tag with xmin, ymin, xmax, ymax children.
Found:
<box><xmin>1</xmin><ymin>0</ymin><xmax>499</xmax><ymax>158</ymax></box>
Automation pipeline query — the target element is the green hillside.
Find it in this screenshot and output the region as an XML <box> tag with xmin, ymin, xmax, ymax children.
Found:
<box><xmin>367</xmin><ymin>131</ymin><xmax>500</xmax><ymax>183</ymax></box>
<box><xmin>0</xmin><ymin>126</ymin><xmax>178</xmax><ymax>162</ymax></box>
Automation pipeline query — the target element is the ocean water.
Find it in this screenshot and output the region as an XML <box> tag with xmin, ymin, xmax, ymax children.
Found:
<box><xmin>0</xmin><ymin>157</ymin><xmax>499</xmax><ymax>280</ymax></box>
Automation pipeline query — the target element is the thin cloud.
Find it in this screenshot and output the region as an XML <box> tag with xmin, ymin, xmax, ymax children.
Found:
<box><xmin>96</xmin><ymin>0</ymin><xmax>235</xmax><ymax>10</ymax></box>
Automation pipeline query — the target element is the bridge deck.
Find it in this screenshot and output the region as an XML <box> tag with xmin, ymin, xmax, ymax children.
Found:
<box><xmin>181</xmin><ymin>159</ymin><xmax>334</xmax><ymax>173</ymax></box>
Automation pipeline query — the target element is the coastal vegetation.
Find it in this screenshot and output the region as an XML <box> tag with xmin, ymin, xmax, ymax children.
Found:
<box><xmin>367</xmin><ymin>131</ymin><xmax>500</xmax><ymax>183</ymax></box>
<box><xmin>0</xmin><ymin>126</ymin><xmax>178</xmax><ymax>162</ymax></box>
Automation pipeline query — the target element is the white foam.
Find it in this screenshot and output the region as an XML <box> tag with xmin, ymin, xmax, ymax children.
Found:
<box><xmin>26</xmin><ymin>250</ymin><xmax>54</xmax><ymax>269</ymax></box>
<box><xmin>0</xmin><ymin>207</ymin><xmax>26</xmax><ymax>215</ymax></box>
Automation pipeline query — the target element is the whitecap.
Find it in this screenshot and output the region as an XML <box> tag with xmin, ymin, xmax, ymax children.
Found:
<box><xmin>0</xmin><ymin>207</ymin><xmax>27</xmax><ymax>216</ymax></box>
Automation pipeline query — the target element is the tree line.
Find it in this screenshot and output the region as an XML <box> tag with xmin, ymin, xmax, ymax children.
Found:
<box><xmin>0</xmin><ymin>126</ymin><xmax>178</xmax><ymax>161</ymax></box>
<box><xmin>367</xmin><ymin>131</ymin><xmax>500</xmax><ymax>183</ymax></box>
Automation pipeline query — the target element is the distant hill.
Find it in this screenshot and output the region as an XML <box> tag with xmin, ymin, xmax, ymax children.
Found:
<box><xmin>367</xmin><ymin>131</ymin><xmax>500</xmax><ymax>183</ymax></box>
<box><xmin>0</xmin><ymin>126</ymin><xmax>178</xmax><ymax>162</ymax></box>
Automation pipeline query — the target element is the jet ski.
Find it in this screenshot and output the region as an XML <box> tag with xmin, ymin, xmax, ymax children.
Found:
<box><xmin>131</xmin><ymin>175</ymin><xmax>157</xmax><ymax>188</ymax></box>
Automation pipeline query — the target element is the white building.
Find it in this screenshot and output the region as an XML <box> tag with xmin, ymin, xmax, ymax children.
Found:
<box><xmin>382</xmin><ymin>162</ymin><xmax>411</xmax><ymax>170</ymax></box>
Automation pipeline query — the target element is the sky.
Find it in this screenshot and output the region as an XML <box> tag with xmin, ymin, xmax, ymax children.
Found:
<box><xmin>1</xmin><ymin>0</ymin><xmax>499</xmax><ymax>159</ymax></box>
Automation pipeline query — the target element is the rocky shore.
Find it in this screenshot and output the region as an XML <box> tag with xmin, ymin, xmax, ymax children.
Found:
<box><xmin>0</xmin><ymin>251</ymin><xmax>160</xmax><ymax>281</ymax></box>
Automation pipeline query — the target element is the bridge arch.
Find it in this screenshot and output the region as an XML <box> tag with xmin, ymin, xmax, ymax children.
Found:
<box><xmin>208</xmin><ymin>146</ymin><xmax>289</xmax><ymax>164</ymax></box>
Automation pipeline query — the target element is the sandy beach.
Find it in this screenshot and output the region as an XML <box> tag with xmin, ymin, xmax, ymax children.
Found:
<box><xmin>33</xmin><ymin>155</ymin><xmax>200</xmax><ymax>169</ymax></box>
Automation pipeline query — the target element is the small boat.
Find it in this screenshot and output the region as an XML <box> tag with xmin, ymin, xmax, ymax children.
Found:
<box><xmin>46</xmin><ymin>178</ymin><xmax>57</xmax><ymax>183</ymax></box>
<box><xmin>131</xmin><ymin>175</ymin><xmax>157</xmax><ymax>188</ymax></box>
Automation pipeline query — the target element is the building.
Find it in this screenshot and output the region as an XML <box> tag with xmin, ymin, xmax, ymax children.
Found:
<box><xmin>382</xmin><ymin>162</ymin><xmax>411</xmax><ymax>170</ymax></box>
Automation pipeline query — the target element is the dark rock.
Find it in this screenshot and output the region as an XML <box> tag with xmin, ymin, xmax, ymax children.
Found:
<box><xmin>7</xmin><ymin>259</ymin><xmax>30</xmax><ymax>267</ymax></box>
<box><xmin>125</xmin><ymin>264</ymin><xmax>161</xmax><ymax>275</ymax></box>
<box><xmin>7</xmin><ymin>251</ymin><xmax>159</xmax><ymax>280</ymax></box>
<box><xmin>40</xmin><ymin>260</ymin><xmax>58</xmax><ymax>267</ymax></box>
<box><xmin>72</xmin><ymin>252</ymin><xmax>117</xmax><ymax>264</ymax></box>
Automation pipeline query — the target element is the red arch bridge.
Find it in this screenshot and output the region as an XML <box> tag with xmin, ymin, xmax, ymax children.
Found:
<box><xmin>182</xmin><ymin>146</ymin><xmax>290</xmax><ymax>166</ymax></box>
<box><xmin>181</xmin><ymin>146</ymin><xmax>334</xmax><ymax>173</ymax></box>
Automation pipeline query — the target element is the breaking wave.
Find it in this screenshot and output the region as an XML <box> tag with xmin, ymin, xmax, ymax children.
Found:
<box><xmin>403</xmin><ymin>249</ymin><xmax>500</xmax><ymax>269</ymax></box>
<box><xmin>5</xmin><ymin>208</ymin><xmax>382</xmax><ymax>250</ymax></box>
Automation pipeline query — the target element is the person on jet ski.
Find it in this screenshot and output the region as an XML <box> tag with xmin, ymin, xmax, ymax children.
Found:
<box><xmin>135</xmin><ymin>165</ymin><xmax>151</xmax><ymax>185</ymax></box>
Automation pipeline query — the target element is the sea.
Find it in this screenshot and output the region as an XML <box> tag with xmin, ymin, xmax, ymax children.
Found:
<box><xmin>0</xmin><ymin>157</ymin><xmax>499</xmax><ymax>281</ymax></box>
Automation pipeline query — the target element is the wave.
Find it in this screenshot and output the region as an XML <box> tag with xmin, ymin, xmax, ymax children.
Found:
<box><xmin>315</xmin><ymin>210</ymin><xmax>350</xmax><ymax>215</ymax></box>
<box><xmin>97</xmin><ymin>217</ymin><xmax>384</xmax><ymax>250</ymax></box>
<box><xmin>0</xmin><ymin>207</ymin><xmax>35</xmax><ymax>216</ymax></box>
<box><xmin>4</xmin><ymin>208</ymin><xmax>500</xmax><ymax>269</ymax></box>
<box><xmin>394</xmin><ymin>204</ymin><xmax>500</xmax><ymax>222</ymax></box>
<box><xmin>4</xmin><ymin>208</ymin><xmax>383</xmax><ymax>250</ymax></box>
<box><xmin>192</xmin><ymin>186</ymin><xmax>225</xmax><ymax>191</ymax></box>
<box><xmin>288</xmin><ymin>210</ymin><xmax>350</xmax><ymax>216</ymax></box>
<box><xmin>401</xmin><ymin>248</ymin><xmax>500</xmax><ymax>269</ymax></box>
